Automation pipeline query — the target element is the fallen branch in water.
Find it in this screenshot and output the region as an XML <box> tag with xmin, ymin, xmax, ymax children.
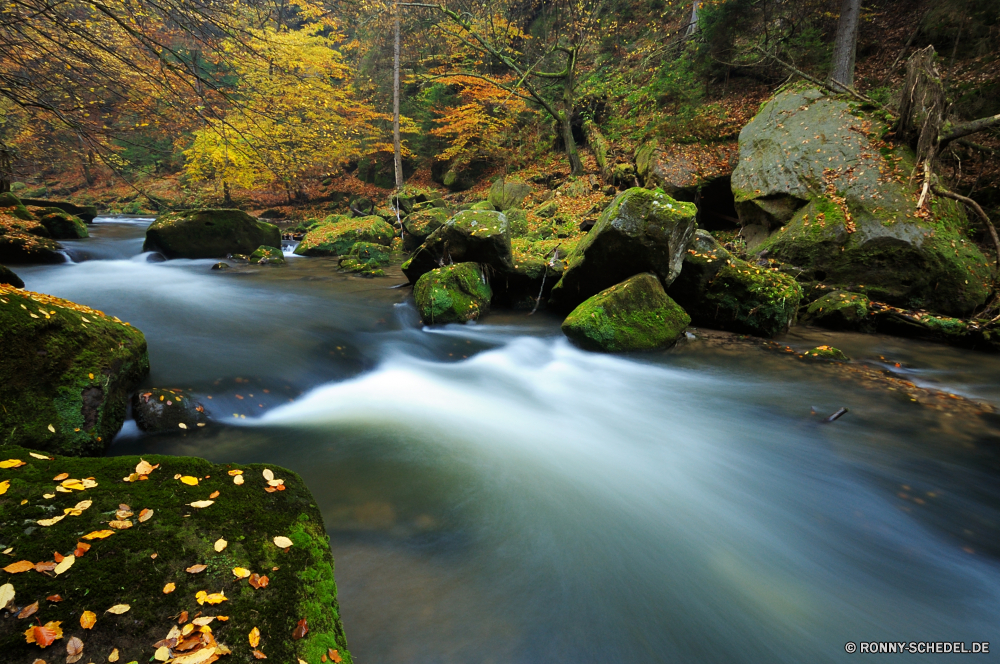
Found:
<box><xmin>529</xmin><ymin>244</ymin><xmax>561</xmax><ymax>316</ymax></box>
<box><xmin>824</xmin><ymin>407</ymin><xmax>849</xmax><ymax>423</ymax></box>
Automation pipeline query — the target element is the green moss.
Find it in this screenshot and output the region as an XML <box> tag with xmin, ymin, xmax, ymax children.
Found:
<box><xmin>294</xmin><ymin>216</ymin><xmax>395</xmax><ymax>257</ymax></box>
<box><xmin>413</xmin><ymin>263</ymin><xmax>492</xmax><ymax>325</ymax></box>
<box><xmin>249</xmin><ymin>245</ymin><xmax>285</xmax><ymax>265</ymax></box>
<box><xmin>143</xmin><ymin>210</ymin><xmax>281</xmax><ymax>259</ymax></box>
<box><xmin>0</xmin><ymin>446</ymin><xmax>352</xmax><ymax>664</ymax></box>
<box><xmin>511</xmin><ymin>238</ymin><xmax>578</xmax><ymax>281</ymax></box>
<box><xmin>36</xmin><ymin>210</ymin><xmax>89</xmax><ymax>240</ymax></box>
<box><xmin>0</xmin><ymin>285</ymin><xmax>148</xmax><ymax>456</ymax></box>
<box><xmin>801</xmin><ymin>290</ymin><xmax>872</xmax><ymax>331</ymax></box>
<box><xmin>802</xmin><ymin>346</ymin><xmax>849</xmax><ymax>361</ymax></box>
<box><xmin>561</xmin><ymin>273</ymin><xmax>690</xmax><ymax>352</ymax></box>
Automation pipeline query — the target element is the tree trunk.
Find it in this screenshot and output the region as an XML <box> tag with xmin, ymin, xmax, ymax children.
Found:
<box><xmin>0</xmin><ymin>145</ymin><xmax>11</xmax><ymax>193</ymax></box>
<box><xmin>223</xmin><ymin>180</ymin><xmax>233</xmax><ymax>207</ymax></box>
<box><xmin>829</xmin><ymin>0</ymin><xmax>861</xmax><ymax>88</ymax></box>
<box><xmin>898</xmin><ymin>46</ymin><xmax>945</xmax><ymax>163</ymax></box>
<box><xmin>392</xmin><ymin>0</ymin><xmax>403</xmax><ymax>191</ymax></box>
<box><xmin>560</xmin><ymin>64</ymin><xmax>583</xmax><ymax>176</ymax></box>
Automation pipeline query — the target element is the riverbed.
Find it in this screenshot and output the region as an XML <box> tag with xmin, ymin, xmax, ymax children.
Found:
<box><xmin>14</xmin><ymin>217</ymin><xmax>1000</xmax><ymax>662</ymax></box>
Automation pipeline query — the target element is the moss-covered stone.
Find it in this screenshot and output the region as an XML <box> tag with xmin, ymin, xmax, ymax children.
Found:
<box><xmin>249</xmin><ymin>245</ymin><xmax>285</xmax><ymax>265</ymax></box>
<box><xmin>390</xmin><ymin>185</ymin><xmax>442</xmax><ymax>215</ymax></box>
<box><xmin>294</xmin><ymin>216</ymin><xmax>394</xmax><ymax>257</ymax></box>
<box><xmin>21</xmin><ymin>198</ymin><xmax>98</xmax><ymax>222</ymax></box>
<box><xmin>505</xmin><ymin>209</ymin><xmax>529</xmax><ymax>238</ymax></box>
<box><xmin>143</xmin><ymin>210</ymin><xmax>281</xmax><ymax>259</ymax></box>
<box><xmin>0</xmin><ymin>263</ymin><xmax>23</xmax><ymax>288</ymax></box>
<box><xmin>0</xmin><ymin>208</ymin><xmax>64</xmax><ymax>264</ymax></box>
<box><xmin>548</xmin><ymin>188</ymin><xmax>698</xmax><ymax>312</ymax></box>
<box><xmin>488</xmin><ymin>179</ymin><xmax>532</xmax><ymax>211</ymax></box>
<box><xmin>35</xmin><ymin>210</ymin><xmax>89</xmax><ymax>239</ymax></box>
<box><xmin>802</xmin><ymin>345</ymin><xmax>849</xmax><ymax>361</ymax></box>
<box><xmin>733</xmin><ymin>85</ymin><xmax>991</xmax><ymax>316</ymax></box>
<box><xmin>402</xmin><ymin>208</ymin><xmax>449</xmax><ymax>250</ymax></box>
<box><xmin>562</xmin><ymin>273</ymin><xmax>691</xmax><ymax>352</ymax></box>
<box><xmin>0</xmin><ymin>446</ymin><xmax>352</xmax><ymax>664</ymax></box>
<box><xmin>0</xmin><ymin>192</ymin><xmax>34</xmax><ymax>221</ymax></box>
<box><xmin>403</xmin><ymin>210</ymin><xmax>513</xmax><ymax>284</ymax></box>
<box><xmin>338</xmin><ymin>242</ymin><xmax>391</xmax><ymax>276</ymax></box>
<box><xmin>413</xmin><ymin>262</ymin><xmax>492</xmax><ymax>325</ymax></box>
<box><xmin>0</xmin><ymin>285</ymin><xmax>148</xmax><ymax>456</ymax></box>
<box><xmin>535</xmin><ymin>201</ymin><xmax>559</xmax><ymax>218</ymax></box>
<box><xmin>800</xmin><ymin>290</ymin><xmax>873</xmax><ymax>331</ymax></box>
<box><xmin>131</xmin><ymin>388</ymin><xmax>208</xmax><ymax>433</ymax></box>
<box><xmin>470</xmin><ymin>201</ymin><xmax>495</xmax><ymax>211</ymax></box>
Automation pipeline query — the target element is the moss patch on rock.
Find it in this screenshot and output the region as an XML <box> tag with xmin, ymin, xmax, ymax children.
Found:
<box><xmin>294</xmin><ymin>217</ymin><xmax>394</xmax><ymax>257</ymax></box>
<box><xmin>249</xmin><ymin>245</ymin><xmax>285</xmax><ymax>265</ymax></box>
<box><xmin>0</xmin><ymin>285</ymin><xmax>148</xmax><ymax>456</ymax></box>
<box><xmin>143</xmin><ymin>210</ymin><xmax>281</xmax><ymax>260</ymax></box>
<box><xmin>562</xmin><ymin>273</ymin><xmax>690</xmax><ymax>352</ymax></box>
<box><xmin>402</xmin><ymin>208</ymin><xmax>449</xmax><ymax>250</ymax></box>
<box><xmin>0</xmin><ymin>446</ymin><xmax>351</xmax><ymax>664</ymax></box>
<box><xmin>403</xmin><ymin>210</ymin><xmax>513</xmax><ymax>284</ymax></box>
<box><xmin>802</xmin><ymin>345</ymin><xmax>849</xmax><ymax>361</ymax></box>
<box><xmin>800</xmin><ymin>290</ymin><xmax>873</xmax><ymax>331</ymax></box>
<box><xmin>32</xmin><ymin>209</ymin><xmax>89</xmax><ymax>240</ymax></box>
<box><xmin>413</xmin><ymin>262</ymin><xmax>492</xmax><ymax>325</ymax></box>
<box><xmin>0</xmin><ymin>210</ymin><xmax>64</xmax><ymax>264</ymax></box>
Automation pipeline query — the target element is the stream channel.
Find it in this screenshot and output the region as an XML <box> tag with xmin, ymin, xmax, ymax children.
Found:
<box><xmin>13</xmin><ymin>216</ymin><xmax>1000</xmax><ymax>662</ymax></box>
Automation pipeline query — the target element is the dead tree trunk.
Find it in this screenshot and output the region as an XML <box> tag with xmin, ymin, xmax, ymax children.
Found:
<box><xmin>392</xmin><ymin>0</ymin><xmax>404</xmax><ymax>191</ymax></box>
<box><xmin>829</xmin><ymin>0</ymin><xmax>861</xmax><ymax>88</ymax></box>
<box><xmin>0</xmin><ymin>145</ymin><xmax>11</xmax><ymax>193</ymax></box>
<box><xmin>898</xmin><ymin>46</ymin><xmax>946</xmax><ymax>164</ymax></box>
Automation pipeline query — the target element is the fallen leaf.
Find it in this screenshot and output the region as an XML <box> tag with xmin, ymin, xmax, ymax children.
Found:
<box><xmin>74</xmin><ymin>542</ymin><xmax>91</xmax><ymax>558</ymax></box>
<box><xmin>105</xmin><ymin>604</ymin><xmax>130</xmax><ymax>615</ymax></box>
<box><xmin>52</xmin><ymin>473</ymin><xmax>69</xmax><ymax>481</ymax></box>
<box><xmin>43</xmin><ymin>493</ymin><xmax>55</xmax><ymax>499</ymax></box>
<box><xmin>135</xmin><ymin>459</ymin><xmax>154</xmax><ymax>475</ymax></box>
<box><xmin>0</xmin><ymin>459</ymin><xmax>26</xmax><ymax>468</ymax></box>
<box><xmin>191</xmin><ymin>616</ymin><xmax>215</xmax><ymax>626</ymax></box>
<box><xmin>328</xmin><ymin>648</ymin><xmax>342</xmax><ymax>663</ymax></box>
<box><xmin>24</xmin><ymin>620</ymin><xmax>63</xmax><ymax>648</ymax></box>
<box><xmin>163</xmin><ymin>583</ymin><xmax>176</xmax><ymax>594</ymax></box>
<box><xmin>188</xmin><ymin>500</ymin><xmax>214</xmax><ymax>509</ymax></box>
<box><xmin>35</xmin><ymin>561</ymin><xmax>57</xmax><ymax>574</ymax></box>
<box><xmin>209</xmin><ymin>491</ymin><xmax>220</xmax><ymax>499</ymax></box>
<box><xmin>65</xmin><ymin>499</ymin><xmax>92</xmax><ymax>517</ymax></box>
<box><xmin>108</xmin><ymin>647</ymin><xmax>119</xmax><ymax>662</ymax></box>
<box><xmin>252</xmin><ymin>650</ymin><xmax>267</xmax><ymax>659</ymax></box>
<box><xmin>138</xmin><ymin>509</ymin><xmax>153</xmax><ymax>523</ymax></box>
<box><xmin>262</xmin><ymin>469</ymin><xmax>274</xmax><ymax>481</ymax></box>
<box><xmin>0</xmin><ymin>582</ymin><xmax>14</xmax><ymax>608</ymax></box>
<box><xmin>54</xmin><ymin>552</ymin><xmax>64</xmax><ymax>563</ymax></box>
<box><xmin>154</xmin><ymin>645</ymin><xmax>170</xmax><ymax>662</ymax></box>
<box><xmin>214</xmin><ymin>539</ymin><xmax>227</xmax><ymax>552</ymax></box>
<box><xmin>292</xmin><ymin>618</ymin><xmax>308</xmax><ymax>640</ymax></box>
<box><xmin>29</xmin><ymin>453</ymin><xmax>52</xmax><ymax>460</ymax></box>
<box><xmin>272</xmin><ymin>536</ymin><xmax>293</xmax><ymax>549</ymax></box>
<box><xmin>227</xmin><ymin>470</ymin><xmax>242</xmax><ymax>476</ymax></box>
<box><xmin>37</xmin><ymin>515</ymin><xmax>66</xmax><ymax>527</ymax></box>
<box><xmin>151</xmin><ymin>553</ymin><xmax>157</xmax><ymax>559</ymax></box>
<box><xmin>264</xmin><ymin>487</ymin><xmax>277</xmax><ymax>493</ymax></box>
<box><xmin>233</xmin><ymin>475</ymin><xmax>244</xmax><ymax>486</ymax></box>
<box><xmin>180</xmin><ymin>476</ymin><xmax>199</xmax><ymax>486</ymax></box>
<box><xmin>4</xmin><ymin>560</ymin><xmax>35</xmax><ymax>573</ymax></box>
<box><xmin>47</xmin><ymin>424</ymin><xmax>55</xmax><ymax>433</ymax></box>
<box><xmin>248</xmin><ymin>627</ymin><xmax>260</xmax><ymax>648</ymax></box>
<box><xmin>248</xmin><ymin>574</ymin><xmax>269</xmax><ymax>589</ymax></box>
<box><xmin>178</xmin><ymin>610</ymin><xmax>189</xmax><ymax>624</ymax></box>
<box><xmin>66</xmin><ymin>635</ymin><xmax>84</xmax><ymax>663</ymax></box>
<box><xmin>195</xmin><ymin>590</ymin><xmax>227</xmax><ymax>605</ymax></box>
<box><xmin>46</xmin><ymin>594</ymin><xmax>62</xmax><ymax>602</ymax></box>
<box><xmin>266</xmin><ymin>479</ymin><xmax>284</xmax><ymax>487</ymax></box>
<box><xmin>18</xmin><ymin>600</ymin><xmax>39</xmax><ymax>618</ymax></box>
<box><xmin>80</xmin><ymin>611</ymin><xmax>96</xmax><ymax>629</ymax></box>
<box><xmin>108</xmin><ymin>520</ymin><xmax>132</xmax><ymax>530</ymax></box>
<box><xmin>186</xmin><ymin>564</ymin><xmax>207</xmax><ymax>574</ymax></box>
<box><xmin>178</xmin><ymin>423</ymin><xmax>188</xmax><ymax>430</ymax></box>
<box><xmin>231</xmin><ymin>567</ymin><xmax>251</xmax><ymax>579</ymax></box>
<box><xmin>216</xmin><ymin>616</ymin><xmax>229</xmax><ymax>621</ymax></box>
<box><xmin>82</xmin><ymin>530</ymin><xmax>114</xmax><ymax>540</ymax></box>
<box><xmin>0</xmin><ymin>480</ymin><xmax>9</xmax><ymax>495</ymax></box>
<box><xmin>54</xmin><ymin>555</ymin><xmax>75</xmax><ymax>576</ymax></box>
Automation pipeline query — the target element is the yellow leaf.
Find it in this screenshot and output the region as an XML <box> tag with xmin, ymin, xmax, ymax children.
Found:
<box><xmin>82</xmin><ymin>530</ymin><xmax>114</xmax><ymax>540</ymax></box>
<box><xmin>29</xmin><ymin>452</ymin><xmax>51</xmax><ymax>460</ymax></box>
<box><xmin>105</xmin><ymin>604</ymin><xmax>130</xmax><ymax>614</ymax></box>
<box><xmin>3</xmin><ymin>560</ymin><xmax>34</xmax><ymax>573</ymax></box>
<box><xmin>54</xmin><ymin>554</ymin><xmax>75</xmax><ymax>576</ymax></box>
<box><xmin>0</xmin><ymin>480</ymin><xmax>8</xmax><ymax>495</ymax></box>
<box><xmin>227</xmin><ymin>469</ymin><xmax>243</xmax><ymax>476</ymax></box>
<box><xmin>262</xmin><ymin>469</ymin><xmax>274</xmax><ymax>481</ymax></box>
<box><xmin>188</xmin><ymin>500</ymin><xmax>214</xmax><ymax>508</ymax></box>
<box><xmin>163</xmin><ymin>583</ymin><xmax>176</xmax><ymax>594</ymax></box>
<box><xmin>233</xmin><ymin>475</ymin><xmax>245</xmax><ymax>486</ymax></box>
<box><xmin>214</xmin><ymin>538</ymin><xmax>227</xmax><ymax>552</ymax></box>
<box><xmin>37</xmin><ymin>514</ymin><xmax>66</xmax><ymax>527</ymax></box>
<box><xmin>180</xmin><ymin>476</ymin><xmax>199</xmax><ymax>486</ymax></box>
<box><xmin>80</xmin><ymin>610</ymin><xmax>97</xmax><ymax>629</ymax></box>
<box><xmin>109</xmin><ymin>647</ymin><xmax>120</xmax><ymax>662</ymax></box>
<box><xmin>108</xmin><ymin>520</ymin><xmax>133</xmax><ymax>530</ymax></box>
<box><xmin>0</xmin><ymin>459</ymin><xmax>25</xmax><ymax>468</ymax></box>
<box><xmin>195</xmin><ymin>590</ymin><xmax>227</xmax><ymax>605</ymax></box>
<box><xmin>186</xmin><ymin>564</ymin><xmax>208</xmax><ymax>574</ymax></box>
<box><xmin>154</xmin><ymin>645</ymin><xmax>170</xmax><ymax>661</ymax></box>
<box><xmin>192</xmin><ymin>616</ymin><xmax>216</xmax><ymax>626</ymax></box>
<box><xmin>135</xmin><ymin>459</ymin><xmax>154</xmax><ymax>475</ymax></box>
<box><xmin>0</xmin><ymin>582</ymin><xmax>14</xmax><ymax>607</ymax></box>
<box><xmin>232</xmin><ymin>567</ymin><xmax>251</xmax><ymax>579</ymax></box>
<box><xmin>249</xmin><ymin>626</ymin><xmax>261</xmax><ymax>648</ymax></box>
<box><xmin>47</xmin><ymin>424</ymin><xmax>55</xmax><ymax>433</ymax></box>
<box><xmin>139</xmin><ymin>508</ymin><xmax>153</xmax><ymax>523</ymax></box>
<box><xmin>171</xmin><ymin>647</ymin><xmax>222</xmax><ymax>664</ymax></box>
<box><xmin>272</xmin><ymin>536</ymin><xmax>293</xmax><ymax>549</ymax></box>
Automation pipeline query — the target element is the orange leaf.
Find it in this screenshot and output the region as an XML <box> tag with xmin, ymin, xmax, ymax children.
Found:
<box><xmin>252</xmin><ymin>650</ymin><xmax>267</xmax><ymax>659</ymax></box>
<box><xmin>328</xmin><ymin>648</ymin><xmax>342</xmax><ymax>663</ymax></box>
<box><xmin>53</xmin><ymin>551</ymin><xmax>64</xmax><ymax>563</ymax></box>
<box><xmin>186</xmin><ymin>564</ymin><xmax>207</xmax><ymax>574</ymax></box>
<box><xmin>18</xmin><ymin>600</ymin><xmax>39</xmax><ymax>618</ymax></box>
<box><xmin>292</xmin><ymin>618</ymin><xmax>308</xmax><ymax>640</ymax></box>
<box><xmin>3</xmin><ymin>560</ymin><xmax>35</xmax><ymax>573</ymax></box>
<box><xmin>178</xmin><ymin>610</ymin><xmax>189</xmax><ymax>624</ymax></box>
<box><xmin>46</xmin><ymin>594</ymin><xmax>62</xmax><ymax>602</ymax></box>
<box><xmin>34</xmin><ymin>561</ymin><xmax>56</xmax><ymax>573</ymax></box>
<box><xmin>248</xmin><ymin>573</ymin><xmax>269</xmax><ymax>589</ymax></box>
<box><xmin>249</xmin><ymin>626</ymin><xmax>260</xmax><ymax>648</ymax></box>
<box><xmin>209</xmin><ymin>491</ymin><xmax>220</xmax><ymax>499</ymax></box>
<box><xmin>25</xmin><ymin>620</ymin><xmax>63</xmax><ymax>648</ymax></box>
<box><xmin>80</xmin><ymin>611</ymin><xmax>97</xmax><ymax>629</ymax></box>
<box><xmin>138</xmin><ymin>508</ymin><xmax>153</xmax><ymax>523</ymax></box>
<box><xmin>53</xmin><ymin>473</ymin><xmax>69</xmax><ymax>481</ymax></box>
<box><xmin>74</xmin><ymin>542</ymin><xmax>91</xmax><ymax>558</ymax></box>
<box><xmin>163</xmin><ymin>583</ymin><xmax>176</xmax><ymax>594</ymax></box>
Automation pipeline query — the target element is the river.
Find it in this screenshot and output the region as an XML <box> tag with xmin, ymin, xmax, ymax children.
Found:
<box><xmin>14</xmin><ymin>217</ymin><xmax>1000</xmax><ymax>662</ymax></box>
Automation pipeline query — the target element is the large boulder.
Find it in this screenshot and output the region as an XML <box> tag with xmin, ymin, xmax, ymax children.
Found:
<box><xmin>143</xmin><ymin>209</ymin><xmax>280</xmax><ymax>259</ymax></box>
<box><xmin>402</xmin><ymin>208</ymin><xmax>449</xmax><ymax>250</ymax></box>
<box><xmin>131</xmin><ymin>387</ymin><xmax>208</xmax><ymax>433</ymax></box>
<box><xmin>0</xmin><ymin>209</ymin><xmax>64</xmax><ymax>263</ymax></box>
<box><xmin>635</xmin><ymin>140</ymin><xmax>738</xmax><ymax>198</ymax></box>
<box><xmin>0</xmin><ymin>446</ymin><xmax>353</xmax><ymax>664</ymax></box>
<box><xmin>391</xmin><ymin>185</ymin><xmax>444</xmax><ymax>215</ymax></box>
<box><xmin>562</xmin><ymin>273</ymin><xmax>691</xmax><ymax>352</ymax></box>
<box><xmin>339</xmin><ymin>242</ymin><xmax>392</xmax><ymax>276</ymax></box>
<box><xmin>501</xmin><ymin>238</ymin><xmax>576</xmax><ymax>308</ymax></box>
<box><xmin>0</xmin><ymin>191</ymin><xmax>34</xmax><ymax>220</ymax></box>
<box><xmin>548</xmin><ymin>188</ymin><xmax>698</xmax><ymax>312</ymax></box>
<box><xmin>0</xmin><ymin>264</ymin><xmax>23</xmax><ymax>288</ymax></box>
<box><xmin>413</xmin><ymin>262</ymin><xmax>492</xmax><ymax>325</ymax></box>
<box><xmin>35</xmin><ymin>209</ymin><xmax>89</xmax><ymax>239</ymax></box>
<box><xmin>488</xmin><ymin>178</ymin><xmax>532</xmax><ymax>211</ymax></box>
<box><xmin>668</xmin><ymin>230</ymin><xmax>802</xmax><ymax>337</ymax></box>
<box><xmin>402</xmin><ymin>210</ymin><xmax>513</xmax><ymax>283</ymax></box>
<box><xmin>21</xmin><ymin>198</ymin><xmax>98</xmax><ymax>222</ymax></box>
<box><xmin>0</xmin><ymin>285</ymin><xmax>149</xmax><ymax>456</ymax></box>
<box><xmin>732</xmin><ymin>84</ymin><xmax>991</xmax><ymax>316</ymax></box>
<box><xmin>293</xmin><ymin>216</ymin><xmax>395</xmax><ymax>256</ymax></box>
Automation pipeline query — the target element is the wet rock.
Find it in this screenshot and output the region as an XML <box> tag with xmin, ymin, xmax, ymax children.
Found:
<box><xmin>0</xmin><ymin>194</ymin><xmax>64</xmax><ymax>263</ymax></box>
<box><xmin>801</xmin><ymin>346</ymin><xmax>849</xmax><ymax>361</ymax></box>
<box><xmin>488</xmin><ymin>179</ymin><xmax>531</xmax><ymax>211</ymax></box>
<box><xmin>0</xmin><ymin>191</ymin><xmax>37</xmax><ymax>221</ymax></box>
<box><xmin>402</xmin><ymin>208</ymin><xmax>449</xmax><ymax>250</ymax></box>
<box><xmin>36</xmin><ymin>209</ymin><xmax>89</xmax><ymax>239</ymax></box>
<box><xmin>391</xmin><ymin>186</ymin><xmax>443</xmax><ymax>215</ymax></box>
<box><xmin>250</xmin><ymin>245</ymin><xmax>285</xmax><ymax>265</ymax></box>
<box><xmin>413</xmin><ymin>262</ymin><xmax>492</xmax><ymax>325</ymax></box>
<box><xmin>211</xmin><ymin>262</ymin><xmax>230</xmax><ymax>270</ymax></box>
<box><xmin>500</xmin><ymin>238</ymin><xmax>577</xmax><ymax>308</ymax></box>
<box><xmin>0</xmin><ymin>284</ymin><xmax>149</xmax><ymax>456</ymax></box>
<box><xmin>131</xmin><ymin>388</ymin><xmax>208</xmax><ymax>433</ymax></box>
<box><xmin>294</xmin><ymin>216</ymin><xmax>395</xmax><ymax>257</ymax></box>
<box><xmin>562</xmin><ymin>272</ymin><xmax>690</xmax><ymax>352</ymax></box>
<box><xmin>548</xmin><ymin>188</ymin><xmax>698</xmax><ymax>312</ymax></box>
<box><xmin>143</xmin><ymin>209</ymin><xmax>281</xmax><ymax>259</ymax></box>
<box><xmin>339</xmin><ymin>242</ymin><xmax>391</xmax><ymax>276</ymax></box>
<box><xmin>20</xmin><ymin>198</ymin><xmax>98</xmax><ymax>222</ymax></box>
<box><xmin>800</xmin><ymin>290</ymin><xmax>873</xmax><ymax>331</ymax></box>
<box><xmin>402</xmin><ymin>210</ymin><xmax>513</xmax><ymax>284</ymax></box>
<box><xmin>733</xmin><ymin>85</ymin><xmax>990</xmax><ymax>316</ymax></box>
<box><xmin>635</xmin><ymin>140</ymin><xmax>737</xmax><ymax>197</ymax></box>
<box><xmin>0</xmin><ymin>263</ymin><xmax>24</xmax><ymax>287</ymax></box>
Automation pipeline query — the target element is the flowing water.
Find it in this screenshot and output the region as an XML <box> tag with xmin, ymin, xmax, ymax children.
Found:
<box><xmin>14</xmin><ymin>217</ymin><xmax>1000</xmax><ymax>662</ymax></box>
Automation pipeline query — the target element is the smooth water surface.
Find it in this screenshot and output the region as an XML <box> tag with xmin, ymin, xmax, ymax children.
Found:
<box><xmin>15</xmin><ymin>217</ymin><xmax>1000</xmax><ymax>662</ymax></box>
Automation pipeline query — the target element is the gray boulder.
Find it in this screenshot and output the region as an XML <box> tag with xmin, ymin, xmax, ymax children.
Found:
<box><xmin>488</xmin><ymin>178</ymin><xmax>532</xmax><ymax>211</ymax></box>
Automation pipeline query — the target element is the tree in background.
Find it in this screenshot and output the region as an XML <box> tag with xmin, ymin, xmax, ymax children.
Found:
<box><xmin>828</xmin><ymin>0</ymin><xmax>861</xmax><ymax>88</ymax></box>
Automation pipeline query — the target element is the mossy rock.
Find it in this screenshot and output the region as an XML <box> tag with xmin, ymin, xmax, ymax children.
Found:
<box><xmin>402</xmin><ymin>208</ymin><xmax>449</xmax><ymax>251</ymax></box>
<box><xmin>469</xmin><ymin>201</ymin><xmax>495</xmax><ymax>211</ymax></box>
<box><xmin>504</xmin><ymin>209</ymin><xmax>529</xmax><ymax>238</ymax></box>
<box><xmin>249</xmin><ymin>245</ymin><xmax>285</xmax><ymax>265</ymax></box>
<box><xmin>413</xmin><ymin>262</ymin><xmax>492</xmax><ymax>325</ymax></box>
<box><xmin>0</xmin><ymin>192</ymin><xmax>35</xmax><ymax>221</ymax></box>
<box><xmin>733</xmin><ymin>85</ymin><xmax>991</xmax><ymax>316</ymax></box>
<box><xmin>294</xmin><ymin>217</ymin><xmax>394</xmax><ymax>257</ymax></box>
<box><xmin>802</xmin><ymin>345</ymin><xmax>849</xmax><ymax>361</ymax></box>
<box><xmin>535</xmin><ymin>201</ymin><xmax>559</xmax><ymax>219</ymax></box>
<box><xmin>0</xmin><ymin>285</ymin><xmax>148</xmax><ymax>456</ymax></box>
<box><xmin>338</xmin><ymin>243</ymin><xmax>391</xmax><ymax>275</ymax></box>
<box><xmin>36</xmin><ymin>210</ymin><xmax>89</xmax><ymax>240</ymax></box>
<box><xmin>131</xmin><ymin>388</ymin><xmax>208</xmax><ymax>433</ymax></box>
<box><xmin>800</xmin><ymin>290</ymin><xmax>873</xmax><ymax>331</ymax></box>
<box><xmin>21</xmin><ymin>198</ymin><xmax>98</xmax><ymax>223</ymax></box>
<box><xmin>562</xmin><ymin>273</ymin><xmax>691</xmax><ymax>352</ymax></box>
<box><xmin>0</xmin><ymin>264</ymin><xmax>24</xmax><ymax>288</ymax></box>
<box><xmin>143</xmin><ymin>210</ymin><xmax>281</xmax><ymax>260</ymax></box>
<box><xmin>390</xmin><ymin>186</ymin><xmax>442</xmax><ymax>215</ymax></box>
<box><xmin>403</xmin><ymin>211</ymin><xmax>513</xmax><ymax>284</ymax></box>
<box><xmin>548</xmin><ymin>188</ymin><xmax>698</xmax><ymax>312</ymax></box>
<box><xmin>488</xmin><ymin>179</ymin><xmax>531</xmax><ymax>211</ymax></box>
<box><xmin>871</xmin><ymin>304</ymin><xmax>970</xmax><ymax>343</ymax></box>
<box><xmin>0</xmin><ymin>446</ymin><xmax>352</xmax><ymax>664</ymax></box>
<box><xmin>1</xmin><ymin>209</ymin><xmax>64</xmax><ymax>264</ymax></box>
